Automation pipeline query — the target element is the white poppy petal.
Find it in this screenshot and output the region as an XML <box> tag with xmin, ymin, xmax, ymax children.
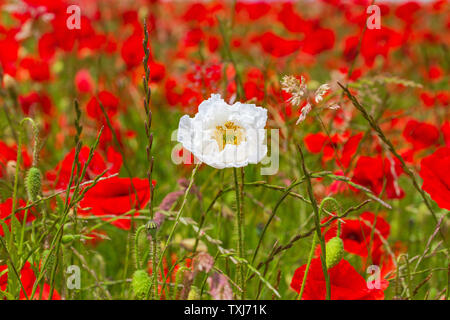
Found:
<box><xmin>176</xmin><ymin>94</ymin><xmax>268</xmax><ymax>168</ymax></box>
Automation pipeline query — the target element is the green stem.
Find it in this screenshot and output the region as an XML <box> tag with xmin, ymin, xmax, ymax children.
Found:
<box><xmin>297</xmin><ymin>145</ymin><xmax>331</xmax><ymax>300</ymax></box>
<box><xmin>296</xmin><ymin>233</ymin><xmax>317</xmax><ymax>300</ymax></box>
<box><xmin>0</xmin><ymin>237</ymin><xmax>29</xmax><ymax>300</ymax></box>
<box><xmin>233</xmin><ymin>167</ymin><xmax>245</xmax><ymax>299</ymax></box>
<box><xmin>147</xmin><ymin>163</ymin><xmax>200</xmax><ymax>299</ymax></box>
<box><xmin>152</xmin><ymin>235</ymin><xmax>158</xmax><ymax>299</ymax></box>
<box><xmin>17</xmin><ymin>204</ymin><xmax>30</xmax><ymax>257</ymax></box>
<box><xmin>339</xmin><ymin>82</ymin><xmax>447</xmax><ymax>248</ymax></box>
<box><xmin>297</xmin><ymin>197</ymin><xmax>341</xmax><ymax>300</ymax></box>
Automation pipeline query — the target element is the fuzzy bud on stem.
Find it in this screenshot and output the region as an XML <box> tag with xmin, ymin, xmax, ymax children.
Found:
<box><xmin>25</xmin><ymin>167</ymin><xmax>41</xmax><ymax>202</ymax></box>
<box><xmin>325</xmin><ymin>236</ymin><xmax>344</xmax><ymax>269</ymax></box>
<box><xmin>132</xmin><ymin>269</ymin><xmax>151</xmax><ymax>300</ymax></box>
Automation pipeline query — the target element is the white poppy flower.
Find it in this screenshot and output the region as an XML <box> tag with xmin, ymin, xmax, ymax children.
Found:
<box><xmin>177</xmin><ymin>94</ymin><xmax>268</xmax><ymax>169</ymax></box>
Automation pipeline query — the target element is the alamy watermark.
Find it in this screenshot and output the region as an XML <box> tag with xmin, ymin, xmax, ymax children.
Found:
<box><xmin>366</xmin><ymin>265</ymin><xmax>381</xmax><ymax>289</ymax></box>
<box><xmin>66</xmin><ymin>5</ymin><xmax>81</xmax><ymax>30</ymax></box>
<box><xmin>171</xmin><ymin>128</ymin><xmax>280</xmax><ymax>175</ymax></box>
<box><xmin>66</xmin><ymin>265</ymin><xmax>81</xmax><ymax>290</ymax></box>
<box><xmin>367</xmin><ymin>5</ymin><xmax>381</xmax><ymax>30</ymax></box>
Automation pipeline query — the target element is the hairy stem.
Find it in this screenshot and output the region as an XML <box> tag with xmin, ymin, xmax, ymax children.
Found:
<box><xmin>297</xmin><ymin>145</ymin><xmax>331</xmax><ymax>300</ymax></box>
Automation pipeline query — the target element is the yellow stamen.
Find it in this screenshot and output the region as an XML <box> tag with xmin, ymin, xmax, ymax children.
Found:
<box><xmin>213</xmin><ymin>121</ymin><xmax>245</xmax><ymax>151</ymax></box>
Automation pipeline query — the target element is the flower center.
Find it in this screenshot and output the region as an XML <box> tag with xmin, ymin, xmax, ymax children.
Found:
<box><xmin>212</xmin><ymin>121</ymin><xmax>245</xmax><ymax>151</ymax></box>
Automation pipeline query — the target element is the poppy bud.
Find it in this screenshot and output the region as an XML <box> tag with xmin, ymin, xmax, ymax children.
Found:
<box><xmin>61</xmin><ymin>234</ymin><xmax>91</xmax><ymax>244</ymax></box>
<box><xmin>131</xmin><ymin>269</ymin><xmax>151</xmax><ymax>300</ymax></box>
<box><xmin>25</xmin><ymin>167</ymin><xmax>41</xmax><ymax>202</ymax></box>
<box><xmin>62</xmin><ymin>234</ymin><xmax>77</xmax><ymax>244</ymax></box>
<box><xmin>325</xmin><ymin>236</ymin><xmax>344</xmax><ymax>269</ymax></box>
<box><xmin>146</xmin><ymin>220</ymin><xmax>158</xmax><ymax>238</ymax></box>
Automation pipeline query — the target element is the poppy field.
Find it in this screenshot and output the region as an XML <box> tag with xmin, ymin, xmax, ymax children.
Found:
<box><xmin>0</xmin><ymin>0</ymin><xmax>449</xmax><ymax>301</ymax></box>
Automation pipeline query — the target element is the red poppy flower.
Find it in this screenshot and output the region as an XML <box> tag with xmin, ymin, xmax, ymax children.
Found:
<box><xmin>183</xmin><ymin>28</ymin><xmax>204</xmax><ymax>47</ymax></box>
<box><xmin>86</xmin><ymin>90</ymin><xmax>119</xmax><ymax>120</ymax></box>
<box><xmin>20</xmin><ymin>57</ymin><xmax>50</xmax><ymax>82</ymax></box>
<box><xmin>207</xmin><ymin>35</ymin><xmax>220</xmax><ymax>52</ymax></box>
<box><xmin>327</xmin><ymin>170</ymin><xmax>350</xmax><ymax>195</ymax></box>
<box><xmin>290</xmin><ymin>258</ymin><xmax>388</xmax><ymax>300</ymax></box>
<box><xmin>427</xmin><ymin>65</ymin><xmax>443</xmax><ymax>81</ymax></box>
<box><xmin>75</xmin><ymin>69</ymin><xmax>94</xmax><ymax>93</ymax></box>
<box><xmin>277</xmin><ymin>3</ymin><xmax>310</xmax><ymax>33</ymax></box>
<box><xmin>19</xmin><ymin>91</ymin><xmax>52</xmax><ymax>115</ymax></box>
<box><xmin>0</xmin><ymin>198</ymin><xmax>35</xmax><ymax>237</ymax></box>
<box><xmin>46</xmin><ymin>146</ymin><xmax>122</xmax><ymax>190</ymax></box>
<box><xmin>78</xmin><ymin>177</ymin><xmax>155</xmax><ymax>230</ymax></box>
<box><xmin>121</xmin><ymin>33</ymin><xmax>144</xmax><ymax>70</ymax></box>
<box><xmin>165</xmin><ymin>78</ymin><xmax>181</xmax><ymax>106</ymax></box>
<box><xmin>236</xmin><ymin>1</ymin><xmax>271</xmax><ymax>21</ymax></box>
<box><xmin>395</xmin><ymin>1</ymin><xmax>421</xmax><ymax>24</ymax></box>
<box><xmin>361</xmin><ymin>27</ymin><xmax>402</xmax><ymax>66</ymax></box>
<box><xmin>21</xmin><ymin>262</ymin><xmax>61</xmax><ymax>300</ymax></box>
<box><xmin>122</xmin><ymin>10</ymin><xmax>139</xmax><ymax>25</ymax></box>
<box><xmin>436</xmin><ymin>91</ymin><xmax>449</xmax><ymax>106</ymax></box>
<box><xmin>302</xmin><ymin>28</ymin><xmax>335</xmax><ymax>56</ymax></box>
<box><xmin>0</xmin><ymin>141</ymin><xmax>32</xmax><ymax>178</ymax></box>
<box><xmin>244</xmin><ymin>68</ymin><xmax>265</xmax><ymax>101</ymax></box>
<box><xmin>341</xmin><ymin>133</ymin><xmax>363</xmax><ymax>168</ymax></box>
<box><xmin>323</xmin><ymin>212</ymin><xmax>390</xmax><ymax>265</ymax></box>
<box><xmin>75</xmin><ymin>17</ymin><xmax>107</xmax><ymax>52</ymax></box>
<box><xmin>38</xmin><ymin>33</ymin><xmax>58</xmax><ymax>60</ymax></box>
<box><xmin>442</xmin><ymin>122</ymin><xmax>450</xmax><ymax>147</ymax></box>
<box><xmin>244</xmin><ymin>81</ymin><xmax>264</xmax><ymax>101</ymax></box>
<box><xmin>257</xmin><ymin>31</ymin><xmax>301</xmax><ymax>58</ymax></box>
<box><xmin>23</xmin><ymin>0</ymin><xmax>66</xmax><ymax>14</ymax></box>
<box><xmin>345</xmin><ymin>27</ymin><xmax>402</xmax><ymax>67</ymax></box>
<box><xmin>0</xmin><ymin>261</ymin><xmax>60</xmax><ymax>300</ymax></box>
<box><xmin>148</xmin><ymin>61</ymin><xmax>166</xmax><ymax>83</ymax></box>
<box><xmin>305</xmin><ymin>132</ymin><xmax>362</xmax><ymax>167</ymax></box>
<box><xmin>304</xmin><ymin>133</ymin><xmax>338</xmax><ymax>162</ymax></box>
<box><xmin>0</xmin><ymin>34</ymin><xmax>19</xmax><ymax>75</ymax></box>
<box><xmin>343</xmin><ymin>35</ymin><xmax>360</xmax><ymax>62</ymax></box>
<box><xmin>403</xmin><ymin>119</ymin><xmax>440</xmax><ymax>151</ymax></box>
<box><xmin>183</xmin><ymin>3</ymin><xmax>208</xmax><ymax>22</ymax></box>
<box><xmin>0</xmin><ymin>142</ymin><xmax>20</xmax><ymax>178</ymax></box>
<box><xmin>419</xmin><ymin>147</ymin><xmax>450</xmax><ymax>210</ymax></box>
<box><xmin>420</xmin><ymin>91</ymin><xmax>435</xmax><ymax>107</ymax></box>
<box><xmin>352</xmin><ymin>155</ymin><xmax>404</xmax><ymax>199</ymax></box>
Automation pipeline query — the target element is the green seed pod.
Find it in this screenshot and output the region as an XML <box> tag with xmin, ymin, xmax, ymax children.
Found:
<box><xmin>61</xmin><ymin>234</ymin><xmax>91</xmax><ymax>244</ymax></box>
<box><xmin>61</xmin><ymin>234</ymin><xmax>77</xmax><ymax>244</ymax></box>
<box><xmin>325</xmin><ymin>236</ymin><xmax>344</xmax><ymax>269</ymax></box>
<box><xmin>187</xmin><ymin>286</ymin><xmax>200</xmax><ymax>300</ymax></box>
<box><xmin>131</xmin><ymin>269</ymin><xmax>151</xmax><ymax>300</ymax></box>
<box><xmin>25</xmin><ymin>167</ymin><xmax>41</xmax><ymax>202</ymax></box>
